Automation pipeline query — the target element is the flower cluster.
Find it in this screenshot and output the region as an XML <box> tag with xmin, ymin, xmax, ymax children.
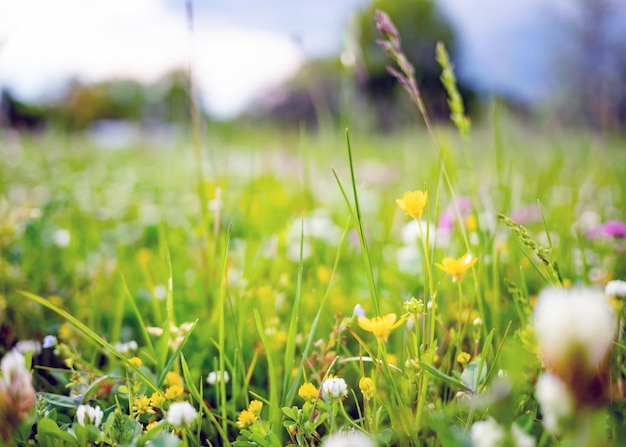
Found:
<box><xmin>236</xmin><ymin>400</ymin><xmax>264</xmax><ymax>429</ymax></box>
<box><xmin>533</xmin><ymin>287</ymin><xmax>616</xmax><ymax>435</ymax></box>
<box><xmin>0</xmin><ymin>350</ymin><xmax>36</xmax><ymax>443</ymax></box>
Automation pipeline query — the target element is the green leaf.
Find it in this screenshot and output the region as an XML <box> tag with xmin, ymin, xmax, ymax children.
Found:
<box><xmin>376</xmin><ymin>428</ymin><xmax>394</xmax><ymax>445</ymax></box>
<box><xmin>461</xmin><ymin>358</ymin><xmax>488</xmax><ymax>393</ymax></box>
<box><xmin>39</xmin><ymin>393</ymin><xmax>79</xmax><ymax>409</ymax></box>
<box><xmin>36</xmin><ymin>418</ymin><xmax>79</xmax><ymax>447</ymax></box>
<box><xmin>145</xmin><ymin>432</ymin><xmax>182</xmax><ymax>447</ymax></box>
<box><xmin>20</xmin><ymin>291</ymin><xmax>161</xmax><ymax>396</ymax></box>
<box><xmin>417</xmin><ymin>362</ymin><xmax>472</xmax><ymax>392</ymax></box>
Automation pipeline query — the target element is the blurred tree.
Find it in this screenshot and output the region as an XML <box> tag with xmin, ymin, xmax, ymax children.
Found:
<box><xmin>0</xmin><ymin>70</ymin><xmax>193</xmax><ymax>132</ymax></box>
<box><xmin>0</xmin><ymin>89</ymin><xmax>46</xmax><ymax>131</ymax></box>
<box><xmin>551</xmin><ymin>0</ymin><xmax>626</xmax><ymax>130</ymax></box>
<box><xmin>355</xmin><ymin>0</ymin><xmax>476</xmax><ymax>130</ymax></box>
<box><xmin>246</xmin><ymin>58</ymin><xmax>343</xmax><ymax>131</ymax></box>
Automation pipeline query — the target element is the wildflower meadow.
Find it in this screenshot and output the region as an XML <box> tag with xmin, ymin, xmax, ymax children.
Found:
<box><xmin>3</xmin><ymin>9</ymin><xmax>626</xmax><ymax>447</ymax></box>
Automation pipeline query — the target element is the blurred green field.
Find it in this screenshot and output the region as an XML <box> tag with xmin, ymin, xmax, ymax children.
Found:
<box><xmin>2</xmin><ymin>114</ymin><xmax>626</xmax><ymax>446</ymax></box>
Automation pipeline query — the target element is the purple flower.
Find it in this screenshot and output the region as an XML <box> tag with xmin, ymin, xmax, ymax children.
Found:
<box><xmin>511</xmin><ymin>205</ymin><xmax>541</xmax><ymax>225</ymax></box>
<box><xmin>438</xmin><ymin>197</ymin><xmax>472</xmax><ymax>231</ymax></box>
<box><xmin>586</xmin><ymin>220</ymin><xmax>626</xmax><ymax>239</ymax></box>
<box><xmin>374</xmin><ymin>10</ymin><xmax>400</xmax><ymax>44</ymax></box>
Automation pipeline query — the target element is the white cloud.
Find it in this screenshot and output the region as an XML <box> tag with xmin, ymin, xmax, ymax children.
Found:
<box><xmin>0</xmin><ymin>0</ymin><xmax>303</xmax><ymax>118</ymax></box>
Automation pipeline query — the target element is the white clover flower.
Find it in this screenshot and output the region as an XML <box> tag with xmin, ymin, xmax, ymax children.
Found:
<box><xmin>470</xmin><ymin>417</ymin><xmax>506</xmax><ymax>447</ymax></box>
<box><xmin>533</xmin><ymin>287</ymin><xmax>615</xmax><ymax>370</ymax></box>
<box><xmin>396</xmin><ymin>245</ymin><xmax>422</xmax><ymax>275</ymax></box>
<box><xmin>1</xmin><ymin>350</ymin><xmax>28</xmax><ymax>385</ymax></box>
<box><xmin>536</xmin><ymin>372</ymin><xmax>574</xmax><ymax>435</ymax></box>
<box><xmin>166</xmin><ymin>401</ymin><xmax>198</xmax><ymax>426</ymax></box>
<box><xmin>153</xmin><ymin>284</ymin><xmax>167</xmax><ymax>301</ymax></box>
<box><xmin>605</xmin><ymin>279</ymin><xmax>626</xmax><ymax>298</ymax></box>
<box><xmin>321</xmin><ymin>430</ymin><xmax>375</xmax><ymax>447</ymax></box>
<box><xmin>206</xmin><ymin>370</ymin><xmax>230</xmax><ymax>385</ymax></box>
<box><xmin>113</xmin><ymin>341</ymin><xmax>138</xmax><ymax>354</ymax></box>
<box><xmin>76</xmin><ymin>404</ymin><xmax>104</xmax><ymax>428</ymax></box>
<box><xmin>321</xmin><ymin>377</ymin><xmax>348</xmax><ymax>400</ymax></box>
<box><xmin>0</xmin><ymin>349</ymin><xmax>36</xmax><ymax>418</ymax></box>
<box><xmin>52</xmin><ymin>229</ymin><xmax>71</xmax><ymax>248</ymax></box>
<box><xmin>146</xmin><ymin>327</ymin><xmax>164</xmax><ymax>336</ymax></box>
<box><xmin>511</xmin><ymin>423</ymin><xmax>536</xmax><ymax>447</ymax></box>
<box><xmin>14</xmin><ymin>340</ymin><xmax>42</xmax><ymax>356</ymax></box>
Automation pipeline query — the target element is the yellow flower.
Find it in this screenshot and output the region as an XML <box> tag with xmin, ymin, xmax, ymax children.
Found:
<box><xmin>58</xmin><ymin>323</ymin><xmax>73</xmax><ymax>342</ymax></box>
<box><xmin>359</xmin><ymin>377</ymin><xmax>375</xmax><ymax>399</ymax></box>
<box><xmin>128</xmin><ymin>357</ymin><xmax>143</xmax><ymax>368</ymax></box>
<box><xmin>396</xmin><ymin>190</ymin><xmax>428</xmax><ymax>221</ymax></box>
<box><xmin>150</xmin><ymin>391</ymin><xmax>166</xmax><ymax>409</ymax></box>
<box><xmin>145</xmin><ymin>420</ymin><xmax>159</xmax><ymax>432</ymax></box>
<box><xmin>248</xmin><ymin>400</ymin><xmax>263</xmax><ymax>416</ymax></box>
<box><xmin>466</xmin><ymin>215</ymin><xmax>477</xmax><ymax>232</ymax></box>
<box><xmin>435</xmin><ymin>254</ymin><xmax>477</xmax><ymax>282</ymax></box>
<box><xmin>163</xmin><ymin>371</ymin><xmax>184</xmax><ymax>388</ymax></box>
<box><xmin>357</xmin><ymin>313</ymin><xmax>406</xmax><ymax>342</ymax></box>
<box><xmin>457</xmin><ymin>352</ymin><xmax>471</xmax><ymax>365</ymax></box>
<box><xmin>236</xmin><ymin>409</ymin><xmax>258</xmax><ymax>429</ymax></box>
<box><xmin>165</xmin><ymin>385</ymin><xmax>185</xmax><ymax>401</ymax></box>
<box><xmin>133</xmin><ymin>395</ymin><xmax>152</xmax><ymax>415</ymax></box>
<box><xmin>298</xmin><ymin>382</ymin><xmax>319</xmax><ymax>402</ymax></box>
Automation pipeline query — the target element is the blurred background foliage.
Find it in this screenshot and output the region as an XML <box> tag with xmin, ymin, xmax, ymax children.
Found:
<box><xmin>1</xmin><ymin>0</ymin><xmax>626</xmax><ymax>134</ymax></box>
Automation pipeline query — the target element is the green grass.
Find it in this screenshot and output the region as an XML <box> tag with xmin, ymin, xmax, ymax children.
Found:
<box><xmin>2</xmin><ymin>114</ymin><xmax>626</xmax><ymax>446</ymax></box>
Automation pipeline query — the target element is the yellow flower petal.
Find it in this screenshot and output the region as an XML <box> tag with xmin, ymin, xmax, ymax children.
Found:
<box><xmin>357</xmin><ymin>313</ymin><xmax>405</xmax><ymax>341</ymax></box>
<box><xmin>436</xmin><ymin>254</ymin><xmax>477</xmax><ymax>282</ymax></box>
<box><xmin>396</xmin><ymin>190</ymin><xmax>428</xmax><ymax>221</ymax></box>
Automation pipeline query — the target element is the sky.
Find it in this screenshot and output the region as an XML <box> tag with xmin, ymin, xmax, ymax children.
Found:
<box><xmin>0</xmin><ymin>0</ymin><xmax>622</xmax><ymax>119</ymax></box>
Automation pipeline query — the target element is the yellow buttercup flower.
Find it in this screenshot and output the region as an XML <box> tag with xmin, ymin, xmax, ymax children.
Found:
<box><xmin>357</xmin><ymin>313</ymin><xmax>406</xmax><ymax>342</ymax></box>
<box><xmin>359</xmin><ymin>377</ymin><xmax>376</xmax><ymax>399</ymax></box>
<box><xmin>236</xmin><ymin>409</ymin><xmax>258</xmax><ymax>429</ymax></box>
<box><xmin>298</xmin><ymin>382</ymin><xmax>319</xmax><ymax>402</ymax></box>
<box><xmin>396</xmin><ymin>190</ymin><xmax>428</xmax><ymax>221</ymax></box>
<box><xmin>435</xmin><ymin>254</ymin><xmax>477</xmax><ymax>282</ymax></box>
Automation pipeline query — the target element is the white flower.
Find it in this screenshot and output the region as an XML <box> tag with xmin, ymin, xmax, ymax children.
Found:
<box><xmin>605</xmin><ymin>279</ymin><xmax>626</xmax><ymax>298</ymax></box>
<box><xmin>76</xmin><ymin>404</ymin><xmax>104</xmax><ymax>428</ymax></box>
<box><xmin>321</xmin><ymin>430</ymin><xmax>375</xmax><ymax>447</ymax></box>
<box><xmin>42</xmin><ymin>335</ymin><xmax>57</xmax><ymax>349</ymax></box>
<box><xmin>353</xmin><ymin>304</ymin><xmax>366</xmax><ymax>317</ymax></box>
<box><xmin>146</xmin><ymin>327</ymin><xmax>164</xmax><ymax>336</ymax></box>
<box><xmin>206</xmin><ymin>370</ymin><xmax>230</xmax><ymax>385</ymax></box>
<box><xmin>470</xmin><ymin>417</ymin><xmax>506</xmax><ymax>447</ymax></box>
<box><xmin>536</xmin><ymin>372</ymin><xmax>574</xmax><ymax>435</ymax></box>
<box><xmin>396</xmin><ymin>245</ymin><xmax>422</xmax><ymax>275</ymax></box>
<box><xmin>533</xmin><ymin>287</ymin><xmax>615</xmax><ymax>369</ymax></box>
<box><xmin>167</xmin><ymin>401</ymin><xmax>198</xmax><ymax>426</ymax></box>
<box><xmin>113</xmin><ymin>341</ymin><xmax>138</xmax><ymax>354</ymax></box>
<box><xmin>153</xmin><ymin>285</ymin><xmax>167</xmax><ymax>300</ymax></box>
<box><xmin>321</xmin><ymin>377</ymin><xmax>348</xmax><ymax>400</ymax></box>
<box><xmin>14</xmin><ymin>340</ymin><xmax>42</xmax><ymax>355</ymax></box>
<box><xmin>1</xmin><ymin>350</ymin><xmax>28</xmax><ymax>385</ymax></box>
<box><xmin>511</xmin><ymin>423</ymin><xmax>536</xmax><ymax>447</ymax></box>
<box><xmin>0</xmin><ymin>350</ymin><xmax>36</xmax><ymax>417</ymax></box>
<box><xmin>53</xmin><ymin>229</ymin><xmax>71</xmax><ymax>248</ymax></box>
